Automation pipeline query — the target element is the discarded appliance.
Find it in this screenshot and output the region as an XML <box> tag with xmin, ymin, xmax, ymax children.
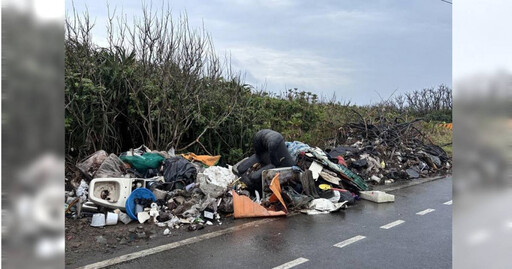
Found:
<box><xmin>88</xmin><ymin>177</ymin><xmax>163</xmax><ymax>210</ymax></box>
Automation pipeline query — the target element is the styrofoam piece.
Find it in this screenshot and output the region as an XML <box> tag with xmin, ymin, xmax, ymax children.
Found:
<box><xmin>360</xmin><ymin>191</ymin><xmax>395</xmax><ymax>203</ymax></box>
<box><xmin>106</xmin><ymin>212</ymin><xmax>119</xmax><ymax>225</ymax></box>
<box><xmin>91</xmin><ymin>213</ymin><xmax>106</xmax><ymax>227</ymax></box>
<box><xmin>137</xmin><ymin>211</ymin><xmax>150</xmax><ymax>223</ymax></box>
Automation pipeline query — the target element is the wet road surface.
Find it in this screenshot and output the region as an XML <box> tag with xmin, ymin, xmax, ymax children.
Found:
<box><xmin>105</xmin><ymin>177</ymin><xmax>452</xmax><ymax>269</ymax></box>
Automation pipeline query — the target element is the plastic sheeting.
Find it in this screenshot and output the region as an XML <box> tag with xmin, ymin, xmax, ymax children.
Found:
<box><xmin>76</xmin><ymin>150</ymin><xmax>108</xmax><ymax>180</ymax></box>
<box><xmin>181</xmin><ymin>153</ymin><xmax>221</xmax><ymax>167</ymax></box>
<box><xmin>197</xmin><ymin>166</ymin><xmax>236</xmax><ymax>198</ymax></box>
<box><xmin>94</xmin><ymin>153</ymin><xmax>126</xmax><ymax>178</ymax></box>
<box><xmin>162</xmin><ymin>156</ymin><xmax>197</xmax><ymax>185</ymax></box>
<box><xmin>120</xmin><ymin>153</ymin><xmax>165</xmax><ymax>174</ymax></box>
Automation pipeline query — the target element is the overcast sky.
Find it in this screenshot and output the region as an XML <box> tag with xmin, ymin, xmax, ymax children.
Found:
<box><xmin>66</xmin><ymin>0</ymin><xmax>452</xmax><ymax>105</ymax></box>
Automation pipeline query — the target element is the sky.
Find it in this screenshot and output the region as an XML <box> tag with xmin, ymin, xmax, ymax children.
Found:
<box><xmin>65</xmin><ymin>0</ymin><xmax>452</xmax><ymax>105</ymax></box>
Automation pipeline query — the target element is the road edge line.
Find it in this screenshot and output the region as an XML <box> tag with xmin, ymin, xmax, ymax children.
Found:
<box><xmin>77</xmin><ymin>217</ymin><xmax>279</xmax><ymax>269</ymax></box>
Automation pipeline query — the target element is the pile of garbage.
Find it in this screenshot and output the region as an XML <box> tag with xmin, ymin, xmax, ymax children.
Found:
<box><xmin>65</xmin><ymin>126</ymin><xmax>450</xmax><ymax>233</ymax></box>
<box><xmin>332</xmin><ymin>117</ymin><xmax>452</xmax><ymax>184</ymax></box>
<box><xmin>65</xmin><ymin>146</ymin><xmax>234</xmax><ymax>232</ymax></box>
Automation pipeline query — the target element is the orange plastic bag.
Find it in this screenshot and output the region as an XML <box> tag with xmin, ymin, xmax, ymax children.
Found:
<box><xmin>181</xmin><ymin>153</ymin><xmax>221</xmax><ymax>166</ymax></box>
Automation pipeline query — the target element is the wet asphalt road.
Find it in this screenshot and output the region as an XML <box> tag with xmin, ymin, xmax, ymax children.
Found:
<box><xmin>109</xmin><ymin>177</ymin><xmax>452</xmax><ymax>269</ymax></box>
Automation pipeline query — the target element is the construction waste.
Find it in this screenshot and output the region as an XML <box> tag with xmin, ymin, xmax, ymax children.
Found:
<box><xmin>65</xmin><ymin>126</ymin><xmax>451</xmax><ymax>232</ymax></box>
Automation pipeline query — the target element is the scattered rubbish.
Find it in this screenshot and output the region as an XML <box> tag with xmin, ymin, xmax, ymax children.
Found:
<box><xmin>181</xmin><ymin>153</ymin><xmax>221</xmax><ymax>167</ymax></box>
<box><xmin>360</xmin><ymin>191</ymin><xmax>395</xmax><ymax>203</ymax></box>
<box><xmin>301</xmin><ymin>199</ymin><xmax>347</xmax><ymax>215</ymax></box>
<box><xmin>88</xmin><ymin>178</ymin><xmax>133</xmax><ymax>210</ymax></box>
<box><xmin>76</xmin><ymin>180</ymin><xmax>89</xmax><ymax>201</ymax></box>
<box><xmin>406</xmin><ymin>169</ymin><xmax>420</xmax><ymax>179</ymax></box>
<box><xmin>185</xmin><ymin>183</ymin><xmax>196</xmax><ymax>192</ymax></box>
<box><xmin>125</xmin><ymin>188</ymin><xmax>156</xmax><ymax>220</ymax></box>
<box><xmin>137</xmin><ymin>212</ymin><xmax>150</xmax><ymax>223</ymax></box>
<box><xmin>120</xmin><ymin>152</ymin><xmax>165</xmax><ymax>175</ymax></box>
<box><xmin>337</xmin><ymin>118</ymin><xmax>451</xmax><ymax>184</ymax></box>
<box><xmin>149</xmin><ymin>203</ymin><xmax>160</xmax><ymax>222</ymax></box>
<box><xmin>203</xmin><ymin>210</ymin><xmax>214</xmax><ymax>220</ymax></box>
<box><xmin>351</xmin><ymin>159</ymin><xmax>368</xmax><ymax>169</ymax></box>
<box><xmin>237</xmin><ymin>129</ymin><xmax>295</xmax><ymax>193</ymax></box>
<box><xmin>117</xmin><ymin>211</ymin><xmax>132</xmax><ymax>224</ymax></box>
<box><xmin>162</xmin><ymin>156</ymin><xmax>197</xmax><ymax>186</ymax></box>
<box><xmin>308</xmin><ymin>161</ymin><xmax>323</xmax><ymax>180</ymax></box>
<box><xmin>106</xmin><ymin>212</ymin><xmax>119</xmax><ymax>225</ymax></box>
<box><xmin>152</xmin><ymin>188</ymin><xmax>168</xmax><ymax>200</ymax></box>
<box><xmin>94</xmin><ymin>154</ymin><xmax>126</xmax><ymax>179</ymax></box>
<box><xmin>91</xmin><ymin>213</ymin><xmax>106</xmax><ymax>227</ymax></box>
<box><xmin>233</xmin><ymin>174</ymin><xmax>287</xmax><ymax>218</ymax></box>
<box><xmin>67</xmin><ymin>127</ymin><xmax>450</xmax><ymax>240</ymax></box>
<box><xmin>198</xmin><ymin>166</ymin><xmax>236</xmax><ymax>198</ymax></box>
<box><xmin>370</xmin><ymin>175</ymin><xmax>382</xmax><ymax>184</ymax></box>
<box><xmin>77</xmin><ymin>150</ymin><xmax>108</xmax><ymax>180</ymax></box>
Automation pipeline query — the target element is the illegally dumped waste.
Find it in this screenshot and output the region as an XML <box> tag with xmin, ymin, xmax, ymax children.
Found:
<box><xmin>181</xmin><ymin>153</ymin><xmax>221</xmax><ymax>167</ymax></box>
<box><xmin>337</xmin><ymin>118</ymin><xmax>452</xmax><ymax>182</ymax></box>
<box><xmin>232</xmin><ymin>174</ymin><xmax>287</xmax><ymax>218</ymax></box>
<box><xmin>359</xmin><ymin>191</ymin><xmax>395</xmax><ymax>203</ymax></box>
<box><xmin>198</xmin><ymin>166</ymin><xmax>236</xmax><ymax>198</ymax></box>
<box><xmin>66</xmin><ymin>126</ymin><xmax>450</xmax><ymax>236</ymax></box>
<box><xmin>300</xmin><ymin>199</ymin><xmax>347</xmax><ymax>215</ymax></box>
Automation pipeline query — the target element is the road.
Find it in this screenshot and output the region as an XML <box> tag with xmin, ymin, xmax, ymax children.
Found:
<box><xmin>85</xmin><ymin>177</ymin><xmax>453</xmax><ymax>269</ymax></box>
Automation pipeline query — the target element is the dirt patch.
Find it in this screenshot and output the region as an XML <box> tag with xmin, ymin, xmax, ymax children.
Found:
<box><xmin>65</xmin><ymin>214</ymin><xmax>238</xmax><ymax>267</ymax></box>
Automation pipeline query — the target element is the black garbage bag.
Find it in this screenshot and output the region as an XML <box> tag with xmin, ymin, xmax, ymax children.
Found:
<box><xmin>162</xmin><ymin>157</ymin><xmax>197</xmax><ymax>185</ymax></box>
<box><xmin>338</xmin><ymin>189</ymin><xmax>356</xmax><ymax>205</ymax></box>
<box><xmin>237</xmin><ymin>129</ymin><xmax>295</xmax><ymax>193</ymax></box>
<box><xmin>236</xmin><ymin>154</ymin><xmax>260</xmax><ymax>175</ymax></box>
<box><xmin>253</xmin><ymin>129</ymin><xmax>295</xmax><ymax>167</ymax></box>
<box><xmin>326</xmin><ymin>146</ymin><xmax>358</xmax><ymax>159</ymax></box>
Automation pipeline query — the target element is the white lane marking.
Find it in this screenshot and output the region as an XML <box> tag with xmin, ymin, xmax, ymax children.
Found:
<box><xmin>273</xmin><ymin>257</ymin><xmax>309</xmax><ymax>269</ymax></box>
<box><xmin>444</xmin><ymin>200</ymin><xmax>452</xmax><ymax>205</ymax></box>
<box><xmin>78</xmin><ymin>218</ymin><xmax>279</xmax><ymax>269</ymax></box>
<box><xmin>380</xmin><ymin>220</ymin><xmax>405</xmax><ymax>229</ymax></box>
<box><xmin>333</xmin><ymin>235</ymin><xmax>366</xmax><ymax>248</ymax></box>
<box><xmin>416</xmin><ymin>208</ymin><xmax>436</xmax><ymax>215</ymax></box>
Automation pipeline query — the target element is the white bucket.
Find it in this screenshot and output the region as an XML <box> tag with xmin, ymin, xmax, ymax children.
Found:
<box><xmin>91</xmin><ymin>213</ymin><xmax>106</xmax><ymax>227</ymax></box>
<box><xmin>106</xmin><ymin>212</ymin><xmax>119</xmax><ymax>225</ymax></box>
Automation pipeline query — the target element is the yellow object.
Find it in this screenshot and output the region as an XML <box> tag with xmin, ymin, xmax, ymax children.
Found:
<box><xmin>181</xmin><ymin>153</ymin><xmax>221</xmax><ymax>166</ymax></box>
<box><xmin>319</xmin><ymin>184</ymin><xmax>332</xmax><ymax>191</ymax></box>
<box><xmin>381</xmin><ymin>161</ymin><xmax>386</xmax><ymax>169</ymax></box>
